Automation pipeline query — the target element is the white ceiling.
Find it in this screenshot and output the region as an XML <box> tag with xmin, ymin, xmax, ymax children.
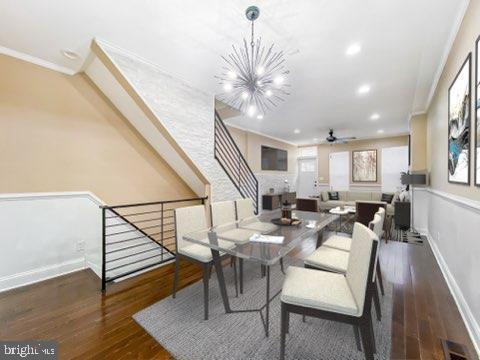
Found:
<box><xmin>0</xmin><ymin>0</ymin><xmax>469</xmax><ymax>145</ymax></box>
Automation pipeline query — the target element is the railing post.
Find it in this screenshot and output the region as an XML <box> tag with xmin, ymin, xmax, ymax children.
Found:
<box><xmin>238</xmin><ymin>153</ymin><xmax>241</xmax><ymax>191</ymax></box>
<box><xmin>160</xmin><ymin>203</ymin><xmax>164</xmax><ymax>261</ymax></box>
<box><xmin>101</xmin><ymin>207</ymin><xmax>106</xmax><ymax>292</ymax></box>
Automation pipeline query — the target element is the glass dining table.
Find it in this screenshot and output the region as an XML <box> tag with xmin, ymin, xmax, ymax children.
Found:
<box><xmin>183</xmin><ymin>209</ymin><xmax>338</xmax><ymax>337</ymax></box>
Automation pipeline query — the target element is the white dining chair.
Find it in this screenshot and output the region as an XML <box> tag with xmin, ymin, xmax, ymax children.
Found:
<box><xmin>172</xmin><ymin>204</ymin><xmax>236</xmax><ymax>320</ymax></box>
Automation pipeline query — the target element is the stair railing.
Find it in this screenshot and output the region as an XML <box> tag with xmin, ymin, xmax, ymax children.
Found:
<box><xmin>100</xmin><ymin>197</ymin><xmax>207</xmax><ymax>291</ymax></box>
<box><xmin>214</xmin><ymin>111</ymin><xmax>259</xmax><ymax>213</ymax></box>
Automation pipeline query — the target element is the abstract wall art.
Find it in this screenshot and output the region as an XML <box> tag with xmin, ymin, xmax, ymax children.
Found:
<box><xmin>352</xmin><ymin>149</ymin><xmax>377</xmax><ymax>182</ymax></box>
<box><xmin>448</xmin><ymin>53</ymin><xmax>471</xmax><ymax>185</ymax></box>
<box><xmin>475</xmin><ymin>36</ymin><xmax>480</xmax><ymax>186</ymax></box>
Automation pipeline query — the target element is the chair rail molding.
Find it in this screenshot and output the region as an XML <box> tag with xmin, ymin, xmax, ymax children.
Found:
<box><xmin>413</xmin><ymin>187</ymin><xmax>480</xmax><ymax>356</ymax></box>
<box><xmin>0</xmin><ymin>191</ymin><xmax>104</xmax><ymax>292</ymax></box>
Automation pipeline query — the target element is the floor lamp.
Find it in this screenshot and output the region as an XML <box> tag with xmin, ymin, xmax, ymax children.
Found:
<box><xmin>400</xmin><ymin>171</ymin><xmax>427</xmax><ymax>236</ymax></box>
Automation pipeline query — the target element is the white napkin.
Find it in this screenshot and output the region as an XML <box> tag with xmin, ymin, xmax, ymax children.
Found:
<box><xmin>249</xmin><ymin>233</ymin><xmax>285</xmax><ymax>244</ymax></box>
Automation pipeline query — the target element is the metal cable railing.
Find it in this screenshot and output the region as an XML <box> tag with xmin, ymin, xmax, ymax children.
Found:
<box><xmin>100</xmin><ymin>197</ymin><xmax>207</xmax><ymax>290</ymax></box>
<box><xmin>214</xmin><ymin>111</ymin><xmax>259</xmax><ymax>213</ymax></box>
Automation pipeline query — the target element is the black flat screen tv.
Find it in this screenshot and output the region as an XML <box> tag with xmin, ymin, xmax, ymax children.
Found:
<box><xmin>261</xmin><ymin>146</ymin><xmax>288</xmax><ymax>171</ymax></box>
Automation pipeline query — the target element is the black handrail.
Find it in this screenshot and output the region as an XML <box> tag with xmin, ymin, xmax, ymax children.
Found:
<box><xmin>101</xmin><ymin>196</ymin><xmax>207</xmax><ymax>291</ymax></box>
<box><xmin>214</xmin><ymin>111</ymin><xmax>259</xmax><ymax>213</ymax></box>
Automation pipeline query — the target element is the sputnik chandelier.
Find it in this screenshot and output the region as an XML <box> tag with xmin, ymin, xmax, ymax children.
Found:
<box><xmin>216</xmin><ymin>6</ymin><xmax>290</xmax><ymax>119</ymax></box>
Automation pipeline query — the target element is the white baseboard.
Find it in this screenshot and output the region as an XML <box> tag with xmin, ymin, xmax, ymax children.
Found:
<box><xmin>426</xmin><ymin>233</ymin><xmax>480</xmax><ymax>356</ymax></box>
<box><xmin>0</xmin><ymin>258</ymin><xmax>86</xmax><ymax>293</ymax></box>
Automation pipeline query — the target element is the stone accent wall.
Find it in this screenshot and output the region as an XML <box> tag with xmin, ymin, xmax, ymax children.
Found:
<box><xmin>106</xmin><ymin>49</ymin><xmax>240</xmax><ymax>202</ymax></box>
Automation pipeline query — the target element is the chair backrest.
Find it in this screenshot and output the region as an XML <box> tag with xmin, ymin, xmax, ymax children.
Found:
<box><xmin>174</xmin><ymin>205</ymin><xmax>208</xmax><ymax>250</ymax></box>
<box><xmin>368</xmin><ymin>213</ymin><xmax>383</xmax><ymax>238</ymax></box>
<box><xmin>296</xmin><ymin>198</ymin><xmax>318</xmax><ymax>212</ymax></box>
<box><xmin>355</xmin><ymin>201</ymin><xmax>387</xmax><ymax>227</ymax></box>
<box><xmin>210</xmin><ymin>201</ymin><xmax>236</xmax><ymax>227</ymax></box>
<box><xmin>346</xmin><ymin>222</ymin><xmax>378</xmax><ymax>316</ymax></box>
<box><xmin>235</xmin><ymin>198</ymin><xmax>254</xmax><ymax>221</ymax></box>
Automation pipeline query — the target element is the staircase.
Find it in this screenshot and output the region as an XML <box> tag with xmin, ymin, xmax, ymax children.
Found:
<box><xmin>214</xmin><ymin>111</ymin><xmax>259</xmax><ymax>213</ymax></box>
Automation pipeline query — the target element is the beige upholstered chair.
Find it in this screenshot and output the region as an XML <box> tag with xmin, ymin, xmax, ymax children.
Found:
<box><xmin>172</xmin><ymin>205</ymin><xmax>236</xmax><ymax>320</ymax></box>
<box><xmin>280</xmin><ymin>223</ymin><xmax>379</xmax><ymax>360</ymax></box>
<box><xmin>303</xmin><ymin>214</ymin><xmax>384</xmax><ymax>320</ymax></box>
<box><xmin>235</xmin><ymin>198</ymin><xmax>278</xmax><ymax>233</ymax></box>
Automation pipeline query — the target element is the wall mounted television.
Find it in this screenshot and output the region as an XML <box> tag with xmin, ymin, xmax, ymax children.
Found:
<box><xmin>261</xmin><ymin>145</ymin><xmax>288</xmax><ymax>171</ymax></box>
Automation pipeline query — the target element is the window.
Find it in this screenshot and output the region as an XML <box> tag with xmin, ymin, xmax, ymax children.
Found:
<box><xmin>298</xmin><ymin>146</ymin><xmax>317</xmax><ymax>158</ymax></box>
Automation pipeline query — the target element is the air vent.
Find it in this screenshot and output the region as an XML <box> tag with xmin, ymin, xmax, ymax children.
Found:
<box><xmin>441</xmin><ymin>339</ymin><xmax>469</xmax><ymax>360</ymax></box>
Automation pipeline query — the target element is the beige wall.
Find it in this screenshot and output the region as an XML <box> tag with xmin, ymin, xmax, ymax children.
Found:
<box><xmin>410</xmin><ymin>113</ymin><xmax>428</xmax><ymax>171</ymax></box>
<box><xmin>313</xmin><ymin>135</ymin><xmax>409</xmax><ymax>185</ymax></box>
<box><xmin>426</xmin><ymin>0</ymin><xmax>480</xmax><ymax>200</ymax></box>
<box><xmin>226</xmin><ymin>125</ymin><xmax>298</xmax><ymax>174</ymax></box>
<box><xmin>0</xmin><ymin>54</ymin><xmax>194</xmax><ymax>204</ymax></box>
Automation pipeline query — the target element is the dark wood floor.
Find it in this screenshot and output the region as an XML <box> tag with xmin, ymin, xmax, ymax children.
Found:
<box><xmin>0</xmin><ymin>238</ymin><xmax>477</xmax><ymax>359</ymax></box>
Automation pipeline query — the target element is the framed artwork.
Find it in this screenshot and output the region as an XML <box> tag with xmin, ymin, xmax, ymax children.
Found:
<box><xmin>476</xmin><ymin>36</ymin><xmax>480</xmax><ymax>186</ymax></box>
<box><xmin>448</xmin><ymin>53</ymin><xmax>471</xmax><ymax>185</ymax></box>
<box><xmin>352</xmin><ymin>149</ymin><xmax>377</xmax><ymax>182</ymax></box>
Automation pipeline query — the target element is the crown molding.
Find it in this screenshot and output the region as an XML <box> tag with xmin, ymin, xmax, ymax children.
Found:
<box><xmin>224</xmin><ymin>122</ymin><xmax>298</xmax><ymax>147</ymax></box>
<box><xmin>0</xmin><ymin>45</ymin><xmax>76</xmax><ymax>75</ymax></box>
<box><xmin>424</xmin><ymin>0</ymin><xmax>470</xmax><ymax>111</ymax></box>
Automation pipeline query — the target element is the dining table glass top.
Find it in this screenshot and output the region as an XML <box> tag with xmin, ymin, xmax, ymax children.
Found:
<box><xmin>183</xmin><ymin>210</ymin><xmax>338</xmax><ymax>266</ymax></box>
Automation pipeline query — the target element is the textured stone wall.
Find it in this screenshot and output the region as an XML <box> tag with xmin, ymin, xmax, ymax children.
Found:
<box><xmin>106</xmin><ymin>49</ymin><xmax>240</xmax><ymax>202</ymax></box>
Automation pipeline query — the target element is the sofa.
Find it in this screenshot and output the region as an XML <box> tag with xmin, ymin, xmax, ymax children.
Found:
<box><xmin>317</xmin><ymin>190</ymin><xmax>398</xmax><ymax>216</ymax></box>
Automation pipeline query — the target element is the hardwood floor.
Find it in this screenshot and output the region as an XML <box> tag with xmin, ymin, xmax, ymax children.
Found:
<box><xmin>0</xmin><ymin>238</ymin><xmax>477</xmax><ymax>359</ymax></box>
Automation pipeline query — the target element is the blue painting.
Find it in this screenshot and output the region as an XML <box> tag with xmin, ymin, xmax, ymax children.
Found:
<box><xmin>448</xmin><ymin>54</ymin><xmax>471</xmax><ymax>185</ymax></box>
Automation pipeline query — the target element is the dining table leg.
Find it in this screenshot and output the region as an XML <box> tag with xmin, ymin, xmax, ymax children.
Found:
<box><xmin>209</xmin><ymin>247</ymin><xmax>231</xmax><ymax>314</ymax></box>
<box><xmin>265</xmin><ymin>265</ymin><xmax>270</xmax><ymax>337</ymax></box>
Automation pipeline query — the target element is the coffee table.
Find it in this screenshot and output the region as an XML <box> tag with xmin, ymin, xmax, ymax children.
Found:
<box><xmin>329</xmin><ymin>207</ymin><xmax>351</xmax><ymax>232</ymax></box>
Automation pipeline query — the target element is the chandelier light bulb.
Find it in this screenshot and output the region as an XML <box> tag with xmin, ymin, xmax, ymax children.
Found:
<box><xmin>257</xmin><ymin>114</ymin><xmax>264</xmax><ymax>120</ymax></box>
<box><xmin>223</xmin><ymin>83</ymin><xmax>232</xmax><ymax>92</ymax></box>
<box><xmin>247</xmin><ymin>105</ymin><xmax>257</xmax><ymax>117</ymax></box>
<box><xmin>227</xmin><ymin>70</ymin><xmax>237</xmax><ymax>79</ymax></box>
<box><xmin>256</xmin><ymin>66</ymin><xmax>265</xmax><ymax>75</ymax></box>
<box><xmin>241</xmin><ymin>91</ymin><xmax>250</xmax><ymax>100</ymax></box>
<box><xmin>265</xmin><ymin>89</ymin><xmax>273</xmax><ymax>97</ymax></box>
<box><xmin>274</xmin><ymin>76</ymin><xmax>284</xmax><ymax>85</ymax></box>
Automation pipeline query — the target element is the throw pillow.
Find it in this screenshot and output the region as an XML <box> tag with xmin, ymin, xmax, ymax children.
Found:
<box><xmin>328</xmin><ymin>192</ymin><xmax>339</xmax><ymax>200</ymax></box>
<box><xmin>381</xmin><ymin>193</ymin><xmax>394</xmax><ymax>203</ymax></box>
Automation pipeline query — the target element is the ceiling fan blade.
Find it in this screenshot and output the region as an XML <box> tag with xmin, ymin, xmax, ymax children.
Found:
<box><xmin>336</xmin><ymin>136</ymin><xmax>356</xmax><ymax>141</ymax></box>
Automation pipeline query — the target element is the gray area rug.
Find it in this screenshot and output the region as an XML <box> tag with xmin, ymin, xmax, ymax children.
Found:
<box><xmin>134</xmin><ymin>258</ymin><xmax>392</xmax><ymax>359</ymax></box>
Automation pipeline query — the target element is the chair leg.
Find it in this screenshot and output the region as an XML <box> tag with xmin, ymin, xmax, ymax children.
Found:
<box><xmin>369</xmin><ymin>317</ymin><xmax>377</xmax><ymax>354</ymax></box>
<box><xmin>172</xmin><ymin>257</ymin><xmax>180</xmax><ymax>298</ymax></box>
<box><xmin>280</xmin><ymin>258</ymin><xmax>285</xmax><ymax>274</ymax></box>
<box><xmin>203</xmin><ymin>264</ymin><xmax>209</xmax><ymax>320</ymax></box>
<box><xmin>232</xmin><ymin>256</ymin><xmax>238</xmax><ymax>297</ymax></box>
<box><xmin>359</xmin><ymin>320</ymin><xmax>375</xmax><ymax>360</ymax></box>
<box><xmin>376</xmin><ymin>263</ymin><xmax>385</xmax><ymax>296</ymax></box>
<box><xmin>239</xmin><ymin>258</ymin><xmax>243</xmax><ymax>294</ymax></box>
<box><xmin>280</xmin><ymin>302</ymin><xmax>288</xmax><ymax>360</ymax></box>
<box><xmin>302</xmin><ymin>314</ymin><xmax>306</xmax><ymax>323</ymax></box>
<box><xmin>373</xmin><ymin>284</ymin><xmax>382</xmax><ymax>321</ymax></box>
<box><xmin>286</xmin><ymin>311</ymin><xmax>290</xmax><ymax>334</ymax></box>
<box><xmin>353</xmin><ymin>325</ymin><xmax>362</xmax><ymax>352</ymax></box>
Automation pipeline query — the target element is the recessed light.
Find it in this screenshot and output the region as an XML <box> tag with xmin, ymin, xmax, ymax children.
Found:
<box><xmin>346</xmin><ymin>43</ymin><xmax>361</xmax><ymax>56</ymax></box>
<box><xmin>370</xmin><ymin>113</ymin><xmax>380</xmax><ymax>121</ymax></box>
<box><xmin>257</xmin><ymin>114</ymin><xmax>264</xmax><ymax>120</ymax></box>
<box><xmin>61</xmin><ymin>49</ymin><xmax>79</xmax><ymax>60</ymax></box>
<box><xmin>313</xmin><ymin>138</ymin><xmax>318</xmax><ymax>142</ymax></box>
<box><xmin>294</xmin><ymin>129</ymin><xmax>300</xmax><ymax>134</ymax></box>
<box><xmin>358</xmin><ymin>84</ymin><xmax>371</xmax><ymax>95</ymax></box>
<box><xmin>377</xmin><ymin>129</ymin><xmax>384</xmax><ymax>134</ymax></box>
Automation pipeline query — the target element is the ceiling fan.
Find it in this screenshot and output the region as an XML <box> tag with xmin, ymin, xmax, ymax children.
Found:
<box><xmin>325</xmin><ymin>129</ymin><xmax>356</xmax><ymax>144</ymax></box>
